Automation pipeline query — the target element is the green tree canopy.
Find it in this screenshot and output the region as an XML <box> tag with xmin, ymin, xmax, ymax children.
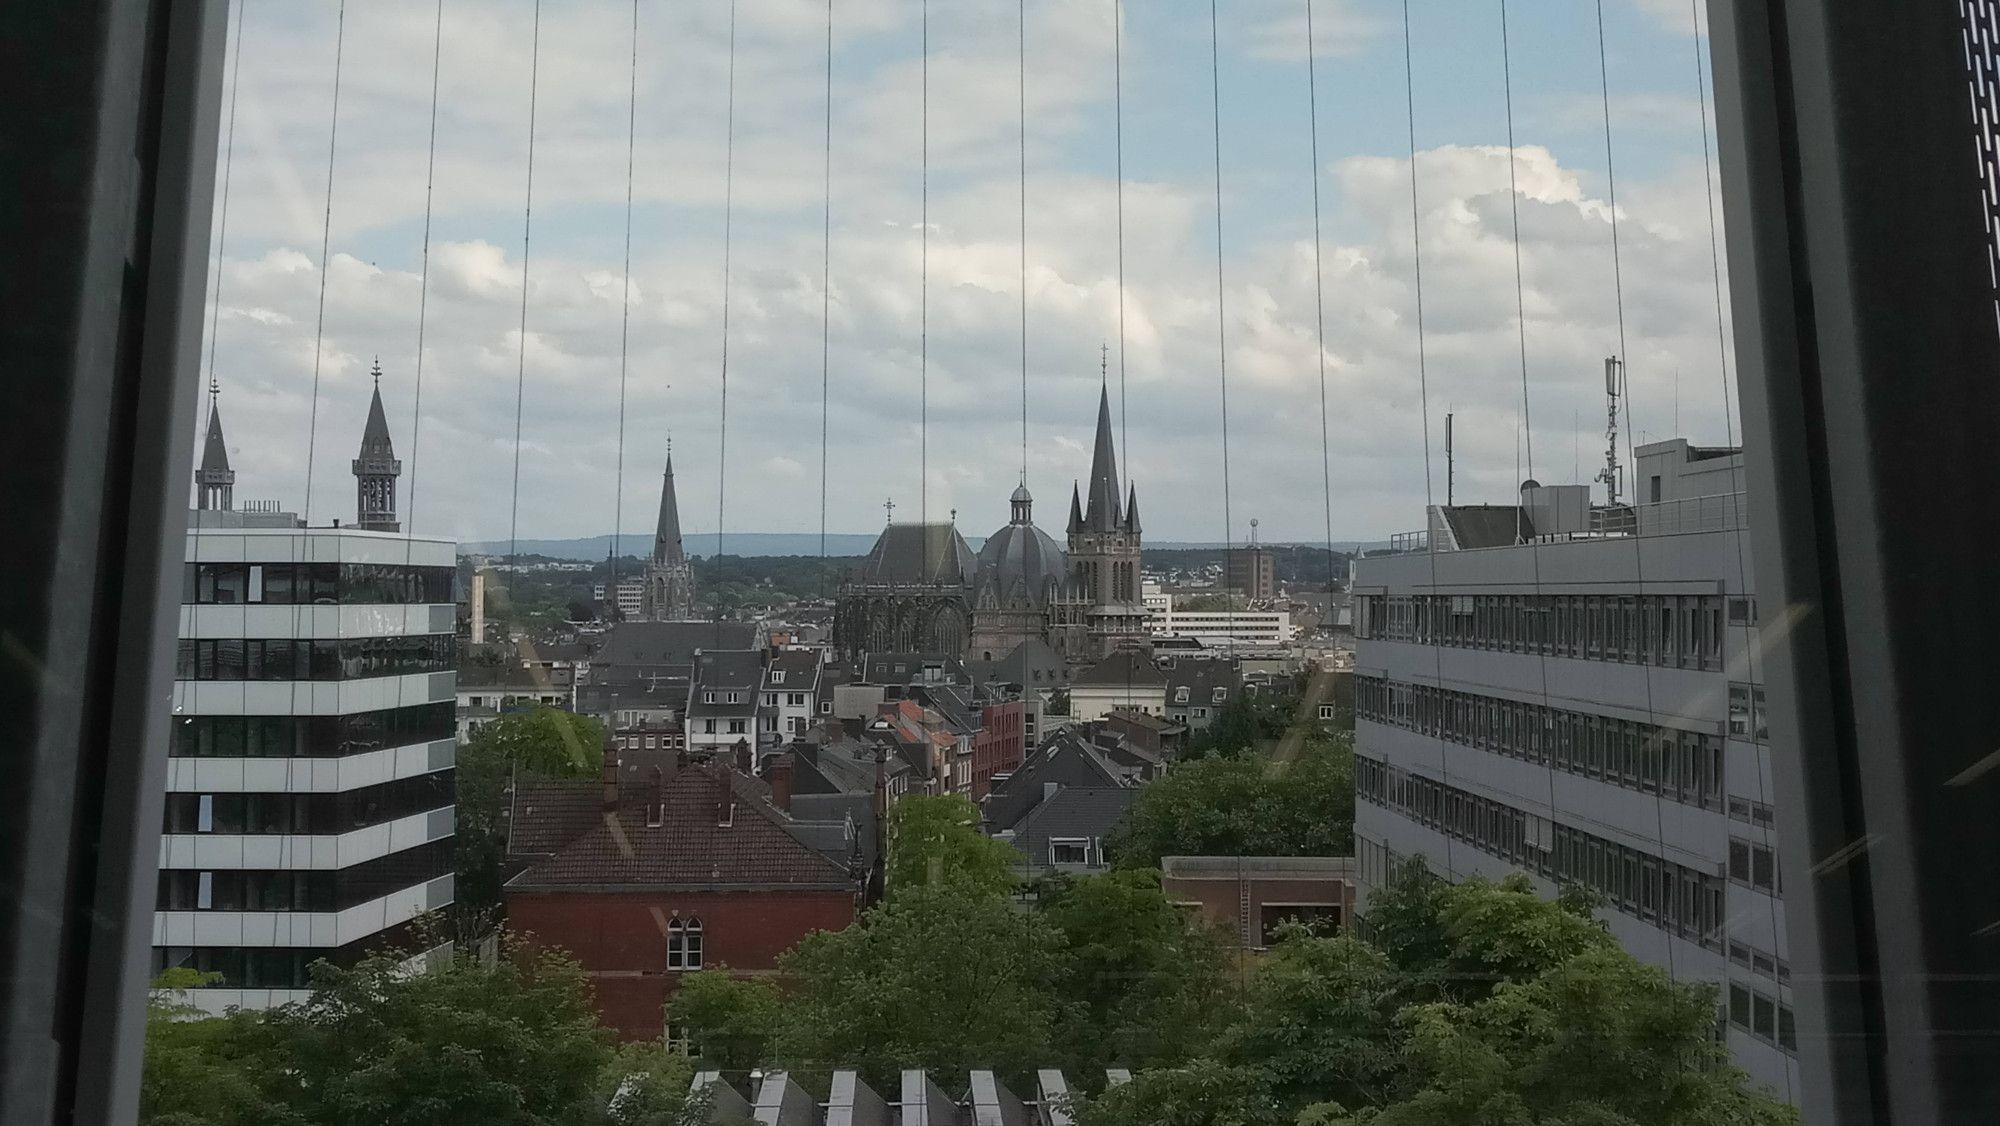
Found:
<box><xmin>1107</xmin><ymin>736</ymin><xmax>1354</xmax><ymax>868</ymax></box>
<box><xmin>774</xmin><ymin>886</ymin><xmax>1072</xmax><ymax>1091</ymax></box>
<box><xmin>458</xmin><ymin>707</ymin><xmax>605</xmax><ymax>914</ymax></box>
<box><xmin>1037</xmin><ymin>869</ymin><xmax>1238</xmax><ymax>1071</ymax></box>
<box><xmin>1070</xmin><ymin>1060</ymin><xmax>1285</xmax><ymax>1126</ymax></box>
<box><xmin>666</xmin><ymin>971</ymin><xmax>782</xmax><ymax>1075</ymax></box>
<box><xmin>141</xmin><ymin>940</ymin><xmax>707</xmax><ymax>1126</ymax></box>
<box><xmin>884</xmin><ymin>793</ymin><xmax>1020</xmax><ymax>900</ymax></box>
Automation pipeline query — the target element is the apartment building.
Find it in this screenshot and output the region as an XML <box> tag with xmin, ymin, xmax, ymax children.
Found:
<box><xmin>159</xmin><ymin>516</ymin><xmax>458</xmax><ymax>1012</ymax></box>
<box><xmin>1350</xmin><ymin>439</ymin><xmax>1795</xmax><ymax>1097</ymax></box>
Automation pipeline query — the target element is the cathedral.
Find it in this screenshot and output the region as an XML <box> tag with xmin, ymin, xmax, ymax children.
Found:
<box><xmin>834</xmin><ymin>380</ymin><xmax>1147</xmax><ymax>662</ymax></box>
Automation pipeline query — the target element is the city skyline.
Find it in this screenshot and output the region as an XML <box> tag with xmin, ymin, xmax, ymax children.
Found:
<box><xmin>196</xmin><ymin>0</ymin><xmax>1733</xmax><ymax>545</ymax></box>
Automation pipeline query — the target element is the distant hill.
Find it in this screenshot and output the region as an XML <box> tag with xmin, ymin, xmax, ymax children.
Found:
<box><xmin>459</xmin><ymin>532</ymin><xmax>1391</xmax><ymax>562</ymax></box>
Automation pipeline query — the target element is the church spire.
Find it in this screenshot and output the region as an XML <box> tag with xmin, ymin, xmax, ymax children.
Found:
<box><xmin>653</xmin><ymin>442</ymin><xmax>686</xmax><ymax>567</ymax></box>
<box><xmin>1083</xmin><ymin>380</ymin><xmax>1122</xmax><ymax>532</ymax></box>
<box><xmin>642</xmin><ymin>438</ymin><xmax>696</xmax><ymax>620</ymax></box>
<box><xmin>196</xmin><ymin>379</ymin><xmax>235</xmax><ymax>511</ymax></box>
<box><xmin>352</xmin><ymin>358</ymin><xmax>401</xmax><ymax>531</ymax></box>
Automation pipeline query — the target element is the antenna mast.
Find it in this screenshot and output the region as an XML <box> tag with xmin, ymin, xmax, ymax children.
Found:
<box><xmin>1444</xmin><ymin>412</ymin><xmax>1455</xmax><ymax>506</ymax></box>
<box><xmin>1597</xmin><ymin>355</ymin><xmax>1623</xmax><ymax>504</ymax></box>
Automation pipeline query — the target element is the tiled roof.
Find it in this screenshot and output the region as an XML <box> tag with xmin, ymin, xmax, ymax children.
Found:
<box><xmin>596</xmin><ymin>621</ymin><xmax>758</xmax><ymax>667</ymax></box>
<box><xmin>1071</xmin><ymin>651</ymin><xmax>1168</xmax><ymax>689</ymax></box>
<box><xmin>506</xmin><ymin>762</ymin><xmax>855</xmax><ymax>891</ymax></box>
<box><xmin>509</xmin><ymin>778</ymin><xmax>607</xmax><ymax>859</ymax></box>
<box><xmin>1012</xmin><ymin>787</ymin><xmax>1138</xmax><ymax>864</ymax></box>
<box><xmin>695</xmin><ymin>649</ymin><xmax>766</xmax><ymax>691</ymax></box>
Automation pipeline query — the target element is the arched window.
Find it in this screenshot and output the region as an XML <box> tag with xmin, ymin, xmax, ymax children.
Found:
<box><xmin>666</xmin><ymin>916</ymin><xmax>703</xmax><ymax>971</ymax></box>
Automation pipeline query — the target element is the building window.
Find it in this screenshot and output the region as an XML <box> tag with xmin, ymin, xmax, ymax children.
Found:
<box><xmin>1174</xmin><ymin>687</ymin><xmax>1190</xmax><ymax>704</ymax></box>
<box><xmin>1049</xmin><ymin>838</ymin><xmax>1092</xmax><ymax>865</ymax></box>
<box><xmin>1193</xmin><ymin>707</ymin><xmax>1208</xmax><ymax>719</ymax></box>
<box><xmin>666</xmin><ymin>917</ymin><xmax>703</xmax><ymax>971</ymax></box>
<box><xmin>820</xmin><ymin>701</ymin><xmax>833</xmax><ymax>714</ymax></box>
<box><xmin>1318</xmin><ymin>704</ymin><xmax>1335</xmax><ymax>721</ymax></box>
<box><xmin>703</xmin><ymin>692</ymin><xmax>717</xmax><ymax>705</ymax></box>
<box><xmin>1728</xmin><ymin>683</ymin><xmax>1752</xmax><ymax>738</ymax></box>
<box><xmin>727</xmin><ymin>719</ymin><xmax>746</xmax><ymax>735</ymax></box>
<box><xmin>771</xmin><ymin>670</ymin><xmax>785</xmax><ymax>685</ymax></box>
<box><xmin>703</xmin><ymin>720</ymin><xmax>716</xmax><ymax>735</ymax></box>
<box><xmin>665</xmin><ymin>1022</ymin><xmax>691</xmax><ymax>1056</ymax></box>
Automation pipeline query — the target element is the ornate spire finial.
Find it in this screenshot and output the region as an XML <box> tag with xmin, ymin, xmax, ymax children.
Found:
<box><xmin>1100</xmin><ymin>342</ymin><xmax>1109</xmax><ymax>384</ymax></box>
<box><xmin>884</xmin><ymin>497</ymin><xmax>896</xmax><ymax>524</ymax></box>
<box><xmin>371</xmin><ymin>356</ymin><xmax>382</xmax><ymax>385</ymax></box>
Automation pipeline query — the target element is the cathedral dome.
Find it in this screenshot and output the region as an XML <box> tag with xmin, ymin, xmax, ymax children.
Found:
<box><xmin>977</xmin><ymin>486</ymin><xmax>1067</xmax><ymax>607</ymax></box>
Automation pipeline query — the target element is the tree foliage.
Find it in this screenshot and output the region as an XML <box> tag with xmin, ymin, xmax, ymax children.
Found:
<box><xmin>883</xmin><ymin>793</ymin><xmax>1020</xmax><ymax>900</ymax></box>
<box><xmin>457</xmin><ymin>707</ymin><xmax>605</xmax><ymax>914</ymax></box>
<box><xmin>774</xmin><ymin>886</ymin><xmax>1071</xmax><ymax>1091</ymax></box>
<box><xmin>1037</xmin><ymin>869</ymin><xmax>1238</xmax><ymax>1071</ymax></box>
<box><xmin>666</xmin><ymin>971</ymin><xmax>782</xmax><ymax>1075</ymax></box>
<box><xmin>140</xmin><ymin>940</ymin><xmax>705</xmax><ymax>1126</ymax></box>
<box><xmin>1107</xmin><ymin>736</ymin><xmax>1354</xmax><ymax>868</ymax></box>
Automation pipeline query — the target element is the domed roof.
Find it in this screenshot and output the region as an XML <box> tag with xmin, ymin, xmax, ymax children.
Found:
<box><xmin>1011</xmin><ymin>483</ymin><xmax>1033</xmax><ymax>504</ymax></box>
<box><xmin>978</xmin><ymin>520</ymin><xmax>1067</xmax><ymax>606</ymax></box>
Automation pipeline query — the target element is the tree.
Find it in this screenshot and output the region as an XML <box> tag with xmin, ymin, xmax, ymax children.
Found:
<box><xmin>457</xmin><ymin>707</ymin><xmax>605</xmax><ymax>914</ymax></box>
<box><xmin>141</xmin><ymin>971</ymin><xmax>297</xmax><ymax>1126</ymax></box>
<box><xmin>1071</xmin><ymin>1060</ymin><xmax>1286</xmax><ymax>1126</ymax></box>
<box><xmin>268</xmin><ymin>943</ymin><xmax>616</xmax><ymax>1125</ymax></box>
<box><xmin>1037</xmin><ymin>869</ymin><xmax>1238</xmax><ymax>1071</ymax></box>
<box><xmin>884</xmin><ymin>793</ymin><xmax>1019</xmax><ymax>900</ymax></box>
<box><xmin>1217</xmin><ymin>934</ymin><xmax>1403</xmax><ymax>1113</ymax></box>
<box><xmin>1106</xmin><ymin>737</ymin><xmax>1353</xmax><ymax>868</ymax></box>
<box><xmin>140</xmin><ymin>939</ymin><xmax>710</xmax><ymax>1126</ymax></box>
<box><xmin>666</xmin><ymin>971</ymin><xmax>782</xmax><ymax>1074</ymax></box>
<box><xmin>775</xmin><ymin>886</ymin><xmax>1072</xmax><ymax>1091</ymax></box>
<box><xmin>1312</xmin><ymin>945</ymin><xmax>1795</xmax><ymax>1126</ymax></box>
<box><xmin>593</xmin><ymin>1040</ymin><xmax>706</xmax><ymax>1126</ymax></box>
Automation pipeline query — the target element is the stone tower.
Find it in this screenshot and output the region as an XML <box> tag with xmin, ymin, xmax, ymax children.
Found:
<box><xmin>643</xmin><ymin>445</ymin><xmax>697</xmax><ymax>620</ymax></box>
<box><xmin>1066</xmin><ymin>382</ymin><xmax>1148</xmax><ymax>656</ymax></box>
<box><xmin>195</xmin><ymin>384</ymin><xmax>234</xmax><ymax>512</ymax></box>
<box><xmin>351</xmin><ymin>360</ymin><xmax>401</xmax><ymax>532</ymax></box>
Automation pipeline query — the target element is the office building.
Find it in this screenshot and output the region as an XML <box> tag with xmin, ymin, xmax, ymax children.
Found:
<box><xmin>156</xmin><ymin>383</ymin><xmax>457</xmax><ymax>1013</ymax></box>
<box><xmin>1225</xmin><ymin>542</ymin><xmax>1277</xmax><ymax>600</ymax></box>
<box><xmin>1350</xmin><ymin>439</ymin><xmax>1794</xmax><ymax>1095</ymax></box>
<box><xmin>1144</xmin><ymin>583</ymin><xmax>1293</xmax><ymax>645</ymax></box>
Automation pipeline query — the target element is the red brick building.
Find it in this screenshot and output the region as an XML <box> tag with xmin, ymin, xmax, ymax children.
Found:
<box><xmin>506</xmin><ymin>753</ymin><xmax>860</xmax><ymax>1039</ymax></box>
<box><xmin>1160</xmin><ymin>855</ymin><xmax>1357</xmax><ymax>952</ymax></box>
<box><xmin>971</xmin><ymin>698</ymin><xmax>1026</xmax><ymax>799</ymax></box>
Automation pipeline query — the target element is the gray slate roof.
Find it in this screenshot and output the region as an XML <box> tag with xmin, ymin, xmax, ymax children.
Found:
<box><xmin>1011</xmin><ymin>787</ymin><xmax>1138</xmax><ymax>866</ymax></box>
<box><xmin>597</xmin><ymin>620</ymin><xmax>757</xmax><ymax>668</ymax></box>
<box><xmin>854</xmin><ymin>522</ymin><xmax>977</xmax><ymax>587</ymax></box>
<box><xmin>1072</xmin><ymin>650</ymin><xmax>1168</xmax><ymax>689</ymax></box>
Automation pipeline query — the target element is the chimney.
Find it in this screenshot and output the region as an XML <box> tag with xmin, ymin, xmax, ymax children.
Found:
<box><xmin>767</xmin><ymin>753</ymin><xmax>794</xmax><ymax>814</ymax></box>
<box><xmin>602</xmin><ymin>740</ymin><xmax>621</xmax><ymax>813</ymax></box>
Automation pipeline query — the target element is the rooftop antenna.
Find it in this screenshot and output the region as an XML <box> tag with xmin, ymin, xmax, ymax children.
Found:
<box><xmin>1597</xmin><ymin>355</ymin><xmax>1623</xmax><ymax>504</ymax></box>
<box><xmin>1444</xmin><ymin>412</ymin><xmax>1455</xmax><ymax>506</ymax></box>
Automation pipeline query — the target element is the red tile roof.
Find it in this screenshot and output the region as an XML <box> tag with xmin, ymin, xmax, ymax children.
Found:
<box><xmin>506</xmin><ymin>762</ymin><xmax>856</xmax><ymax>893</ymax></box>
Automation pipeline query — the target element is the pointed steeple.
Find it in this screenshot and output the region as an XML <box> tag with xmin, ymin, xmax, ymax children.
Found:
<box><xmin>1124</xmin><ymin>482</ymin><xmax>1141</xmax><ymax>535</ymax></box>
<box><xmin>1084</xmin><ymin>380</ymin><xmax>1122</xmax><ymax>531</ymax></box>
<box><xmin>196</xmin><ymin>388</ymin><xmax>235</xmax><ymax>511</ymax></box>
<box><xmin>653</xmin><ymin>445</ymin><xmax>686</xmax><ymax>566</ymax></box>
<box><xmin>1067</xmin><ymin>480</ymin><xmax>1085</xmax><ymax>534</ymax></box>
<box><xmin>352</xmin><ymin>358</ymin><xmax>402</xmax><ymax>531</ymax></box>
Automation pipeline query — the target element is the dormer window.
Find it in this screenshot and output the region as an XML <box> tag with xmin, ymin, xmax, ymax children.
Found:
<box><xmin>717</xmin><ymin>802</ymin><xmax>735</xmax><ymax>828</ymax></box>
<box><xmin>703</xmin><ymin>691</ymin><xmax>717</xmax><ymax>704</ymax></box>
<box><xmin>771</xmin><ymin>670</ymin><xmax>785</xmax><ymax>685</ymax></box>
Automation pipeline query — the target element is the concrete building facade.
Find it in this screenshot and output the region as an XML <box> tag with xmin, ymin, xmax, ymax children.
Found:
<box><xmin>1349</xmin><ymin>440</ymin><xmax>1795</xmax><ymax>1096</ymax></box>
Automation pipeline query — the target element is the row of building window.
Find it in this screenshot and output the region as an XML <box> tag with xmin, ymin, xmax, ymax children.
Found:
<box><xmin>184</xmin><ymin>561</ymin><xmax>455</xmax><ymax>606</ymax></box>
<box><xmin>169</xmin><ymin>703</ymin><xmax>455</xmax><ymax>759</ymax></box>
<box><xmin>1354</xmin><ymin>675</ymin><xmax>1725</xmax><ymax>811</ymax></box>
<box><xmin>156</xmin><ymin>839</ymin><xmax>454</xmax><ymax>913</ymax></box>
<box><xmin>175</xmin><ymin>634</ymin><xmax>455</xmax><ymax>682</ymax></box>
<box><xmin>151</xmin><ymin>945</ymin><xmax>328</xmax><ymax>991</ymax></box>
<box><xmin>1356</xmin><ymin>755</ymin><xmax>1727</xmax><ymax>950</ymax></box>
<box><xmin>1728</xmin><ymin>795</ymin><xmax>1776</xmax><ymax>830</ymax></box>
<box><xmin>1356</xmin><ymin>591</ymin><xmax>1733</xmax><ymax>672</ymax></box>
<box><xmin>1729</xmin><ymin>836</ymin><xmax>1782</xmax><ymax>894</ymax></box>
<box><xmin>1728</xmin><ymin>937</ymin><xmax>1791</xmax><ymax>986</ymax></box>
<box><xmin>162</xmin><ymin>771</ymin><xmax>454</xmax><ymax>836</ymax></box>
<box><xmin>1729</xmin><ymin>980</ymin><xmax>1798</xmax><ymax>1054</ymax></box>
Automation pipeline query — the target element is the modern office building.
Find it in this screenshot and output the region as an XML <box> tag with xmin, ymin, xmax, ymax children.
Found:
<box><xmin>154</xmin><ymin>387</ymin><xmax>457</xmax><ymax>1013</ymax></box>
<box><xmin>1350</xmin><ymin>438</ymin><xmax>1795</xmax><ymax>1096</ymax></box>
<box><xmin>1143</xmin><ymin>583</ymin><xmax>1293</xmax><ymax>645</ymax></box>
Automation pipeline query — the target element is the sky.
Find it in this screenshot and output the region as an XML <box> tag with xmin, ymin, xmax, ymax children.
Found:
<box><xmin>195</xmin><ymin>0</ymin><xmax>1735</xmax><ymax>547</ymax></box>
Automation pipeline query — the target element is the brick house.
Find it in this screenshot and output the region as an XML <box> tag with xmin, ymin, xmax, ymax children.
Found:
<box><xmin>506</xmin><ymin>751</ymin><xmax>861</xmax><ymax>1040</ymax></box>
<box><xmin>1160</xmin><ymin>855</ymin><xmax>1357</xmax><ymax>952</ymax></box>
